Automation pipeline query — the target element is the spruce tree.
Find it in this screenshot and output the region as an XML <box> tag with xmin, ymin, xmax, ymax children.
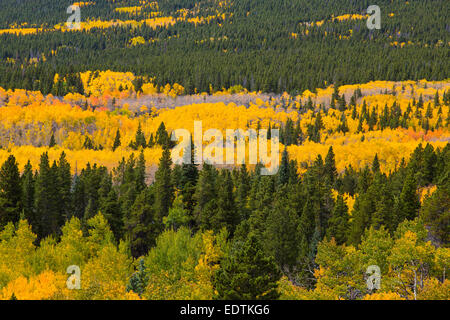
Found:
<box><xmin>154</xmin><ymin>147</ymin><xmax>174</xmax><ymax>221</ymax></box>
<box><xmin>212</xmin><ymin>170</ymin><xmax>239</xmax><ymax>234</ymax></box>
<box><xmin>57</xmin><ymin>152</ymin><xmax>72</xmax><ymax>222</ymax></box>
<box><xmin>180</xmin><ymin>140</ymin><xmax>198</xmax><ymax>227</ymax></box>
<box><xmin>278</xmin><ymin>148</ymin><xmax>289</xmax><ymax>185</ymax></box>
<box><xmin>324</xmin><ymin>146</ymin><xmax>338</xmax><ymax>186</ymax></box>
<box><xmin>214</xmin><ymin>235</ymin><xmax>281</xmax><ymax>300</ymax></box>
<box><xmin>372</xmin><ymin>153</ymin><xmax>381</xmax><ymax>174</ymax></box>
<box><xmin>326</xmin><ymin>195</ymin><xmax>349</xmax><ymax>245</ymax></box>
<box><xmin>98</xmin><ymin>173</ymin><xmax>122</xmax><ymax>240</ymax></box>
<box><xmin>21</xmin><ymin>160</ymin><xmax>35</xmax><ymax>228</ymax></box>
<box><xmin>34</xmin><ymin>152</ymin><xmax>59</xmax><ymax>239</ymax></box>
<box><xmin>135</xmin><ymin>123</ymin><xmax>147</xmax><ymax>149</ymax></box>
<box><xmin>112</xmin><ymin>129</ymin><xmax>121</xmax><ymax>151</ymax></box>
<box><xmin>263</xmin><ymin>188</ymin><xmax>301</xmax><ymax>271</ymax></box>
<box><xmin>236</xmin><ymin>164</ymin><xmax>250</xmax><ymax>220</ymax></box>
<box><xmin>155</xmin><ymin>122</ymin><xmax>170</xmax><ymax>147</ymax></box>
<box><xmin>194</xmin><ymin>163</ymin><xmax>218</xmax><ymax>230</ymax></box>
<box><xmin>135</xmin><ymin>151</ymin><xmax>147</xmax><ymax>193</ymax></box>
<box><xmin>126</xmin><ymin>187</ymin><xmax>159</xmax><ymax>258</ymax></box>
<box><xmin>0</xmin><ymin>155</ymin><xmax>22</xmax><ymax>229</ymax></box>
<box><xmin>396</xmin><ymin>172</ymin><xmax>421</xmax><ymax>224</ymax></box>
<box><xmin>49</xmin><ymin>132</ymin><xmax>56</xmax><ymax>148</ymax></box>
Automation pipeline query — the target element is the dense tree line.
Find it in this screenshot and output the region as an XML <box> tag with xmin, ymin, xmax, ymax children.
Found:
<box><xmin>0</xmin><ymin>140</ymin><xmax>448</xmax><ymax>295</ymax></box>
<box><xmin>0</xmin><ymin>0</ymin><xmax>448</xmax><ymax>95</ymax></box>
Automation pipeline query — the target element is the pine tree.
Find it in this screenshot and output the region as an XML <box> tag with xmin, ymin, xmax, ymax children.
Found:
<box><xmin>278</xmin><ymin>148</ymin><xmax>289</xmax><ymax>185</ymax></box>
<box><xmin>135</xmin><ymin>151</ymin><xmax>147</xmax><ymax>193</ymax></box>
<box><xmin>434</xmin><ymin>90</ymin><xmax>441</xmax><ymax>107</ymax></box>
<box><xmin>212</xmin><ymin>170</ymin><xmax>239</xmax><ymax>234</ymax></box>
<box><xmin>71</xmin><ymin>170</ymin><xmax>85</xmax><ymax>220</ymax></box>
<box><xmin>298</xmin><ymin>198</ymin><xmax>319</xmax><ymax>277</ymax></box>
<box><xmin>155</xmin><ymin>122</ymin><xmax>170</xmax><ymax>147</ymax></box>
<box><xmin>130</xmin><ymin>123</ymin><xmax>147</xmax><ymax>150</ymax></box>
<box><xmin>83</xmin><ymin>136</ymin><xmax>94</xmax><ymax>150</ymax></box>
<box><xmin>125</xmin><ymin>187</ymin><xmax>159</xmax><ymax>258</ymax></box>
<box><xmin>420</xmin><ymin>183</ymin><xmax>449</xmax><ymax>245</ymax></box>
<box><xmin>422</xmin><ymin>144</ymin><xmax>437</xmax><ymax>185</ymax></box>
<box><xmin>348</xmin><ymin>194</ymin><xmax>370</xmax><ymax>246</ymax></box>
<box><xmin>372</xmin><ymin>153</ymin><xmax>381</xmax><ymax>174</ymax></box>
<box><xmin>263</xmin><ymin>188</ymin><xmax>301</xmax><ymax>271</ymax></box>
<box><xmin>112</xmin><ymin>129</ymin><xmax>121</xmax><ymax>151</ymax></box>
<box><xmin>154</xmin><ymin>147</ymin><xmax>174</xmax><ymax>221</ymax></box>
<box><xmin>180</xmin><ymin>139</ymin><xmax>198</xmax><ymax>227</ymax></box>
<box><xmin>98</xmin><ymin>173</ymin><xmax>122</xmax><ymax>240</ymax></box>
<box><xmin>326</xmin><ymin>195</ymin><xmax>349</xmax><ymax>245</ymax></box>
<box><xmin>21</xmin><ymin>160</ymin><xmax>35</xmax><ymax>228</ymax></box>
<box><xmin>324</xmin><ymin>146</ymin><xmax>338</xmax><ymax>186</ymax></box>
<box><xmin>236</xmin><ymin>164</ymin><xmax>250</xmax><ymax>220</ymax></box>
<box><xmin>214</xmin><ymin>235</ymin><xmax>281</xmax><ymax>300</ymax></box>
<box><xmin>57</xmin><ymin>152</ymin><xmax>72</xmax><ymax>222</ymax></box>
<box><xmin>34</xmin><ymin>152</ymin><xmax>59</xmax><ymax>239</ymax></box>
<box><xmin>49</xmin><ymin>132</ymin><xmax>56</xmax><ymax>148</ymax></box>
<box><xmin>194</xmin><ymin>163</ymin><xmax>218</xmax><ymax>230</ymax></box>
<box><xmin>0</xmin><ymin>155</ymin><xmax>22</xmax><ymax>229</ymax></box>
<box><xmin>396</xmin><ymin>172</ymin><xmax>421</xmax><ymax>224</ymax></box>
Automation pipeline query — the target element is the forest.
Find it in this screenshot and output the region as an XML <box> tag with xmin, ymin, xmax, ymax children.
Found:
<box><xmin>0</xmin><ymin>0</ymin><xmax>448</xmax><ymax>94</ymax></box>
<box><xmin>0</xmin><ymin>77</ymin><xmax>448</xmax><ymax>300</ymax></box>
<box><xmin>0</xmin><ymin>0</ymin><xmax>449</xmax><ymax>301</ymax></box>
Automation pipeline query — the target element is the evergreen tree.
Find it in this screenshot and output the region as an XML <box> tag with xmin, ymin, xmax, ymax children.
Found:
<box><xmin>214</xmin><ymin>235</ymin><xmax>281</xmax><ymax>300</ymax></box>
<box><xmin>434</xmin><ymin>90</ymin><xmax>441</xmax><ymax>107</ymax></box>
<box><xmin>420</xmin><ymin>183</ymin><xmax>449</xmax><ymax>245</ymax></box>
<box><xmin>212</xmin><ymin>170</ymin><xmax>239</xmax><ymax>235</ymax></box>
<box><xmin>21</xmin><ymin>160</ymin><xmax>35</xmax><ymax>228</ymax></box>
<box><xmin>154</xmin><ymin>147</ymin><xmax>174</xmax><ymax>221</ymax></box>
<box><xmin>49</xmin><ymin>132</ymin><xmax>56</xmax><ymax>148</ymax></box>
<box><xmin>278</xmin><ymin>148</ymin><xmax>289</xmax><ymax>185</ymax></box>
<box><xmin>112</xmin><ymin>129</ymin><xmax>121</xmax><ymax>151</ymax></box>
<box><xmin>194</xmin><ymin>163</ymin><xmax>218</xmax><ymax>230</ymax></box>
<box><xmin>372</xmin><ymin>153</ymin><xmax>381</xmax><ymax>174</ymax></box>
<box><xmin>180</xmin><ymin>140</ymin><xmax>198</xmax><ymax>227</ymax></box>
<box><xmin>135</xmin><ymin>151</ymin><xmax>147</xmax><ymax>193</ymax></box>
<box><xmin>0</xmin><ymin>155</ymin><xmax>22</xmax><ymax>229</ymax></box>
<box><xmin>326</xmin><ymin>195</ymin><xmax>349</xmax><ymax>245</ymax></box>
<box><xmin>422</xmin><ymin>144</ymin><xmax>437</xmax><ymax>185</ymax></box>
<box><xmin>263</xmin><ymin>188</ymin><xmax>301</xmax><ymax>272</ymax></box>
<box><xmin>98</xmin><ymin>173</ymin><xmax>122</xmax><ymax>240</ymax></box>
<box><xmin>131</xmin><ymin>123</ymin><xmax>147</xmax><ymax>150</ymax></box>
<box><xmin>155</xmin><ymin>122</ymin><xmax>170</xmax><ymax>147</ymax></box>
<box><xmin>396</xmin><ymin>172</ymin><xmax>421</xmax><ymax>225</ymax></box>
<box><xmin>324</xmin><ymin>146</ymin><xmax>338</xmax><ymax>186</ymax></box>
<box><xmin>125</xmin><ymin>187</ymin><xmax>159</xmax><ymax>258</ymax></box>
<box><xmin>57</xmin><ymin>152</ymin><xmax>72</xmax><ymax>222</ymax></box>
<box><xmin>34</xmin><ymin>152</ymin><xmax>59</xmax><ymax>239</ymax></box>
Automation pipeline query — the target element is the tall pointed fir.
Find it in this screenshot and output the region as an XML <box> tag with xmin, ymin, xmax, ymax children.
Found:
<box><xmin>214</xmin><ymin>235</ymin><xmax>281</xmax><ymax>300</ymax></box>
<box><xmin>21</xmin><ymin>160</ymin><xmax>35</xmax><ymax>228</ymax></box>
<box><xmin>34</xmin><ymin>152</ymin><xmax>59</xmax><ymax>239</ymax></box>
<box><xmin>154</xmin><ymin>146</ymin><xmax>174</xmax><ymax>222</ymax></box>
<box><xmin>0</xmin><ymin>155</ymin><xmax>22</xmax><ymax>229</ymax></box>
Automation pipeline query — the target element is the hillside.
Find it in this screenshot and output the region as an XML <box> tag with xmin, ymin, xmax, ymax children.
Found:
<box><xmin>0</xmin><ymin>0</ymin><xmax>448</xmax><ymax>302</ymax></box>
